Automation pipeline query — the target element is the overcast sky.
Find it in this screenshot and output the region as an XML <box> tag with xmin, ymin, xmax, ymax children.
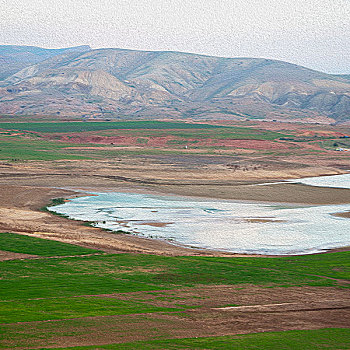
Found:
<box><xmin>0</xmin><ymin>0</ymin><xmax>349</xmax><ymax>74</ymax></box>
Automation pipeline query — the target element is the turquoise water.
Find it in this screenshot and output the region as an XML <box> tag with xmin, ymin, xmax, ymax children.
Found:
<box><xmin>50</xmin><ymin>174</ymin><xmax>350</xmax><ymax>255</ymax></box>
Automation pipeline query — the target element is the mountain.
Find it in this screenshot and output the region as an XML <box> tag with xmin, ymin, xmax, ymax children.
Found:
<box><xmin>0</xmin><ymin>45</ymin><xmax>91</xmax><ymax>81</ymax></box>
<box><xmin>0</xmin><ymin>46</ymin><xmax>349</xmax><ymax>123</ymax></box>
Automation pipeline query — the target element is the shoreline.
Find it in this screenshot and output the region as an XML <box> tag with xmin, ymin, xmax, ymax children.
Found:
<box><xmin>59</xmin><ymin>185</ymin><xmax>309</xmax><ymax>207</ymax></box>
<box><xmin>58</xmin><ymin>175</ymin><xmax>350</xmax><ymax>206</ymax></box>
<box><xmin>0</xmin><ymin>170</ymin><xmax>350</xmax><ymax>258</ymax></box>
<box><xmin>333</xmin><ymin>211</ymin><xmax>350</xmax><ymax>219</ymax></box>
<box><xmin>51</xmin><ymin>181</ymin><xmax>350</xmax><ymax>258</ymax></box>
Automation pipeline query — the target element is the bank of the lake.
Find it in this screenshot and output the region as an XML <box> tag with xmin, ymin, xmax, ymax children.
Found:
<box><xmin>49</xmin><ymin>174</ymin><xmax>350</xmax><ymax>256</ymax></box>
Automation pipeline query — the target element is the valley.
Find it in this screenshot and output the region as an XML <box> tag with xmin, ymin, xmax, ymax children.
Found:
<box><xmin>0</xmin><ymin>119</ymin><xmax>349</xmax><ymax>349</ymax></box>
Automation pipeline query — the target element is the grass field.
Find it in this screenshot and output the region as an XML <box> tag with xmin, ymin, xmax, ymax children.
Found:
<box><xmin>92</xmin><ymin>124</ymin><xmax>288</xmax><ymax>140</ymax></box>
<box><xmin>0</xmin><ymin>121</ymin><xmax>224</xmax><ymax>133</ymax></box>
<box><xmin>0</xmin><ymin>136</ymin><xmax>89</xmax><ymax>160</ymax></box>
<box><xmin>41</xmin><ymin>328</ymin><xmax>350</xmax><ymax>350</ymax></box>
<box><xmin>1</xmin><ymin>237</ymin><xmax>349</xmax><ymax>304</ymax></box>
<box><xmin>2</xmin><ymin>251</ymin><xmax>348</xmax><ymax>304</ymax></box>
<box><xmin>0</xmin><ymin>232</ymin><xmax>101</xmax><ymax>256</ymax></box>
<box><xmin>0</xmin><ymin>233</ymin><xmax>349</xmax><ymax>348</ymax></box>
<box><xmin>0</xmin><ymin>120</ymin><xmax>291</xmax><ymax>161</ymax></box>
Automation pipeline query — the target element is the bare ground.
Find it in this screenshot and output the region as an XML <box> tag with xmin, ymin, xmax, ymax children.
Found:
<box><xmin>333</xmin><ymin>211</ymin><xmax>350</xmax><ymax>218</ymax></box>
<box><xmin>0</xmin><ymin>157</ymin><xmax>350</xmax><ymax>204</ymax></box>
<box><xmin>0</xmin><ymin>249</ymin><xmax>38</xmax><ymax>261</ymax></box>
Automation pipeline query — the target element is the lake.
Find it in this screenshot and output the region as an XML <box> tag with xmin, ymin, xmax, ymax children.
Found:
<box><xmin>49</xmin><ymin>174</ymin><xmax>350</xmax><ymax>255</ymax></box>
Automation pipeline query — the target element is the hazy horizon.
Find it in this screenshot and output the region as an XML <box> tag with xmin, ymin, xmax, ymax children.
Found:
<box><xmin>0</xmin><ymin>0</ymin><xmax>349</xmax><ymax>74</ymax></box>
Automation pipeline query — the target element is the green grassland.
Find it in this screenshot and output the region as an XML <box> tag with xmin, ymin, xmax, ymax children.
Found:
<box><xmin>0</xmin><ymin>121</ymin><xmax>224</xmax><ymax>133</ymax></box>
<box><xmin>0</xmin><ymin>134</ymin><xmax>197</xmax><ymax>161</ymax></box>
<box><xmin>0</xmin><ymin>232</ymin><xmax>101</xmax><ymax>256</ymax></box>
<box><xmin>0</xmin><ymin>119</ymin><xmax>295</xmax><ymax>162</ymax></box>
<box><xmin>0</xmin><ymin>233</ymin><xmax>349</xmax><ymax>348</ymax></box>
<box><xmin>1</xmin><ymin>241</ymin><xmax>349</xmax><ymax>307</ymax></box>
<box><xmin>110</xmin><ymin>126</ymin><xmax>287</xmax><ymax>141</ymax></box>
<box><xmin>0</xmin><ymin>120</ymin><xmax>289</xmax><ymax>139</ymax></box>
<box><xmin>0</xmin><ymin>136</ymin><xmax>90</xmax><ymax>161</ymax></box>
<box><xmin>0</xmin><ymin>296</ymin><xmax>180</xmax><ymax>324</ymax></box>
<box><xmin>42</xmin><ymin>328</ymin><xmax>350</xmax><ymax>350</ymax></box>
<box><xmin>3</xmin><ymin>253</ymin><xmax>349</xmax><ymax>301</ymax></box>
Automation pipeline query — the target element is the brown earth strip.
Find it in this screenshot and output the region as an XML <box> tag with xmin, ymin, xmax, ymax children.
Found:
<box><xmin>0</xmin><ymin>165</ymin><xmax>350</xmax><ymax>204</ymax></box>
<box><xmin>0</xmin><ymin>249</ymin><xmax>38</xmax><ymax>261</ymax></box>
<box><xmin>333</xmin><ymin>211</ymin><xmax>350</xmax><ymax>218</ymax></box>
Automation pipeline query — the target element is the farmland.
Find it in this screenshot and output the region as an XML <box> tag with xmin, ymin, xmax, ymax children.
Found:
<box><xmin>0</xmin><ymin>233</ymin><xmax>349</xmax><ymax>348</ymax></box>
<box><xmin>39</xmin><ymin>329</ymin><xmax>350</xmax><ymax>350</ymax></box>
<box><xmin>0</xmin><ymin>118</ymin><xmax>349</xmax><ymax>348</ymax></box>
<box><xmin>0</xmin><ymin>119</ymin><xmax>348</xmax><ymax>167</ymax></box>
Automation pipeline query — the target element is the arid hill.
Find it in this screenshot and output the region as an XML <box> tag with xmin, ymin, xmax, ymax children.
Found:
<box><xmin>0</xmin><ymin>45</ymin><xmax>349</xmax><ymax>122</ymax></box>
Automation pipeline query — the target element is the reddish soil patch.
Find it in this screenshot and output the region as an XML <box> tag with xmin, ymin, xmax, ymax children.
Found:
<box><xmin>45</xmin><ymin>132</ymin><xmax>293</xmax><ymax>150</ymax></box>
<box><xmin>147</xmin><ymin>136</ymin><xmax>174</xmax><ymax>147</ymax></box>
<box><xmin>55</xmin><ymin>134</ymin><xmax>138</xmax><ymax>146</ymax></box>
<box><xmin>208</xmin><ymin>139</ymin><xmax>290</xmax><ymax>149</ymax></box>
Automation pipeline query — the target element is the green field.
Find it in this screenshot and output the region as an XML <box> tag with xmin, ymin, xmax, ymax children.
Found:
<box><xmin>0</xmin><ymin>119</ymin><xmax>294</xmax><ymax>163</ymax></box>
<box><xmin>0</xmin><ymin>120</ymin><xmax>288</xmax><ymax>139</ymax></box>
<box><xmin>0</xmin><ymin>233</ymin><xmax>349</xmax><ymax>348</ymax></box>
<box><xmin>1</xmin><ymin>241</ymin><xmax>349</xmax><ymax>304</ymax></box>
<box><xmin>0</xmin><ymin>121</ymin><xmax>223</xmax><ymax>133</ymax></box>
<box><xmin>0</xmin><ymin>296</ymin><xmax>180</xmax><ymax>324</ymax></box>
<box><xmin>114</xmin><ymin>128</ymin><xmax>286</xmax><ymax>140</ymax></box>
<box><xmin>43</xmin><ymin>328</ymin><xmax>350</xmax><ymax>350</ymax></box>
<box><xmin>0</xmin><ymin>136</ymin><xmax>89</xmax><ymax>161</ymax></box>
<box><xmin>0</xmin><ymin>232</ymin><xmax>101</xmax><ymax>256</ymax></box>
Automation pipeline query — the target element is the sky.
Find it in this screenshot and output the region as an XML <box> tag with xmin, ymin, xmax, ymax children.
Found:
<box><xmin>0</xmin><ymin>0</ymin><xmax>349</xmax><ymax>74</ymax></box>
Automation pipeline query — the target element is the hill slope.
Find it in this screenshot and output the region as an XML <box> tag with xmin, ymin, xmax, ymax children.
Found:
<box><xmin>0</xmin><ymin>46</ymin><xmax>349</xmax><ymax>122</ymax></box>
<box><xmin>0</xmin><ymin>45</ymin><xmax>91</xmax><ymax>81</ymax></box>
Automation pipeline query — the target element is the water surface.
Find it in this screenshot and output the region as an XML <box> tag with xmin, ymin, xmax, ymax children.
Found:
<box><xmin>50</xmin><ymin>174</ymin><xmax>350</xmax><ymax>255</ymax></box>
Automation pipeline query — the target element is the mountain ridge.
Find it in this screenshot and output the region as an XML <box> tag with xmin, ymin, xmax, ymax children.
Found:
<box><xmin>0</xmin><ymin>45</ymin><xmax>349</xmax><ymax>123</ymax></box>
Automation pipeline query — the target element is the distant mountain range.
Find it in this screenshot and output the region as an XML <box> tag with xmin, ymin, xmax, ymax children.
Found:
<box><xmin>0</xmin><ymin>45</ymin><xmax>349</xmax><ymax>123</ymax></box>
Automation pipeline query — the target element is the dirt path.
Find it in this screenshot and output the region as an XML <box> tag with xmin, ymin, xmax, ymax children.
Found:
<box><xmin>0</xmin><ymin>249</ymin><xmax>38</xmax><ymax>261</ymax></box>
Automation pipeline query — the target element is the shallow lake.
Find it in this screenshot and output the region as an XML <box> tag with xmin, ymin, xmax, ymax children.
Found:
<box><xmin>50</xmin><ymin>174</ymin><xmax>350</xmax><ymax>255</ymax></box>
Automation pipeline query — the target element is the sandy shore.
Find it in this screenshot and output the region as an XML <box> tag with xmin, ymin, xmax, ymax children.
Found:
<box><xmin>333</xmin><ymin>211</ymin><xmax>350</xmax><ymax>218</ymax></box>
<box><xmin>2</xmin><ymin>171</ymin><xmax>350</xmax><ymax>205</ymax></box>
<box><xmin>0</xmin><ymin>180</ymin><xmax>349</xmax><ymax>258</ymax></box>
<box><xmin>0</xmin><ymin>156</ymin><xmax>349</xmax><ymax>205</ymax></box>
<box><xmin>0</xmin><ymin>158</ymin><xmax>349</xmax><ymax>257</ymax></box>
<box><xmin>0</xmin><ymin>184</ymin><xmax>263</xmax><ymax>258</ymax></box>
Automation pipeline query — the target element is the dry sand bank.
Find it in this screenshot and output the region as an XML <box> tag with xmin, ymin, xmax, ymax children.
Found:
<box><xmin>333</xmin><ymin>211</ymin><xmax>350</xmax><ymax>218</ymax></box>
<box><xmin>0</xmin><ymin>185</ymin><xmax>258</xmax><ymax>257</ymax></box>
<box><xmin>0</xmin><ymin>159</ymin><xmax>349</xmax><ymax>205</ymax></box>
<box><xmin>0</xmin><ymin>181</ymin><xmax>349</xmax><ymax>257</ymax></box>
<box><xmin>0</xmin><ymin>157</ymin><xmax>349</xmax><ymax>256</ymax></box>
